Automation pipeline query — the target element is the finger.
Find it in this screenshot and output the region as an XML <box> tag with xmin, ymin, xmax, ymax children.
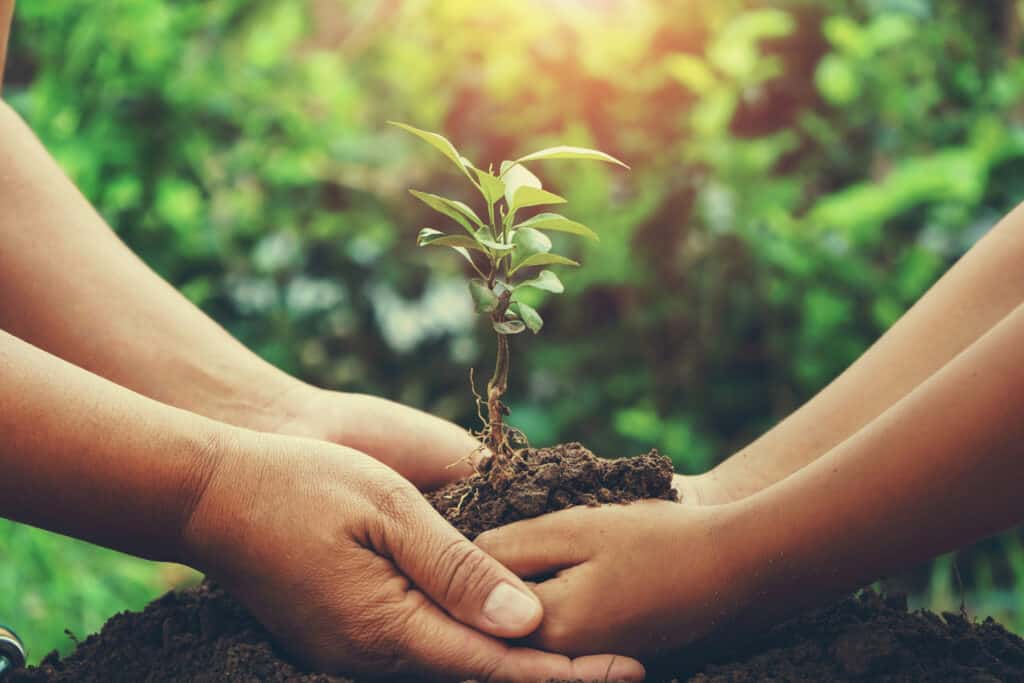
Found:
<box><xmin>475</xmin><ymin>506</ymin><xmax>595</xmax><ymax>578</ymax></box>
<box><xmin>377</xmin><ymin>487</ymin><xmax>544</xmax><ymax>639</ymax></box>
<box><xmin>396</xmin><ymin>594</ymin><xmax>646</xmax><ymax>683</ymax></box>
<box><xmin>345</xmin><ymin>395</ymin><xmax>482</xmax><ymax>489</ymax></box>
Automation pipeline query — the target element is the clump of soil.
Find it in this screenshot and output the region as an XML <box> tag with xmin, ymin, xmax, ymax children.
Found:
<box><xmin>427</xmin><ymin>442</ymin><xmax>678</xmax><ymax>539</ymax></box>
<box><xmin>10</xmin><ymin>443</ymin><xmax>1024</xmax><ymax>682</ymax></box>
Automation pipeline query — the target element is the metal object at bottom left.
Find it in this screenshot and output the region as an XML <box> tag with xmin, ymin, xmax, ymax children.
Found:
<box><xmin>0</xmin><ymin>625</ymin><xmax>25</xmax><ymax>678</ymax></box>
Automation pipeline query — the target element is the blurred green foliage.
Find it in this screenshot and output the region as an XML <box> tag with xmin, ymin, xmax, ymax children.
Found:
<box><xmin>4</xmin><ymin>0</ymin><xmax>1024</xmax><ymax>662</ymax></box>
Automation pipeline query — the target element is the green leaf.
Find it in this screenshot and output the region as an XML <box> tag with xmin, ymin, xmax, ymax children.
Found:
<box><xmin>389</xmin><ymin>121</ymin><xmax>472</xmax><ymax>179</ymax></box>
<box><xmin>511</xmin><ymin>301</ymin><xmax>543</xmax><ymax>333</ymax></box>
<box><xmin>409</xmin><ymin>190</ymin><xmax>484</xmax><ymax>234</ymax></box>
<box><xmin>469</xmin><ymin>279</ymin><xmax>499</xmax><ymax>313</ymax></box>
<box><xmin>515</xmin><ymin>145</ymin><xmax>630</xmax><ymax>169</ymax></box>
<box><xmin>501</xmin><ymin>162</ymin><xmax>541</xmax><ymax>207</ymax></box>
<box><xmin>493</xmin><ymin>319</ymin><xmax>526</xmax><ymax>335</ymax></box>
<box><xmin>473</xmin><ymin>227</ymin><xmax>516</xmax><ymax>253</ymax></box>
<box><xmin>417</xmin><ymin>228</ymin><xmax>484</xmax><ymax>252</ymax></box>
<box><xmin>514</xmin><ymin>212</ymin><xmax>599</xmax><ymax>241</ymax></box>
<box><xmin>509</xmin><ymin>186</ymin><xmax>567</xmax><ymax>213</ymax></box>
<box><xmin>512</xmin><ymin>227</ymin><xmax>552</xmax><ymax>270</ymax></box>
<box><xmin>515</xmin><ymin>269</ymin><xmax>564</xmax><ymax>294</ymax></box>
<box><xmin>472</xmin><ymin>167</ymin><xmax>506</xmax><ymax>206</ymax></box>
<box><xmin>511</xmin><ymin>253</ymin><xmax>580</xmax><ymax>274</ymax></box>
<box><xmin>451</xmin><ymin>247</ymin><xmax>482</xmax><ymax>271</ymax></box>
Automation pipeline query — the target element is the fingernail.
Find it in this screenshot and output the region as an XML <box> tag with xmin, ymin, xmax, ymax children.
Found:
<box><xmin>482</xmin><ymin>582</ymin><xmax>540</xmax><ymax>630</ymax></box>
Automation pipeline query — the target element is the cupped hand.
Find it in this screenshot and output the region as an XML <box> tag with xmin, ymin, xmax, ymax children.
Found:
<box><xmin>265</xmin><ymin>384</ymin><xmax>483</xmax><ymax>491</ymax></box>
<box><xmin>475</xmin><ymin>500</ymin><xmax>750</xmax><ymax>659</ymax></box>
<box><xmin>181</xmin><ymin>430</ymin><xmax>644</xmax><ymax>682</ymax></box>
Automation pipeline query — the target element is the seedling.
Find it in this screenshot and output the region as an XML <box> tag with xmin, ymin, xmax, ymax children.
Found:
<box><xmin>390</xmin><ymin>122</ymin><xmax>628</xmax><ymax>460</ymax></box>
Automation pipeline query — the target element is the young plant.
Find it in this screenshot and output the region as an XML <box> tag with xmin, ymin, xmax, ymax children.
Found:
<box><xmin>390</xmin><ymin>121</ymin><xmax>629</xmax><ymax>460</ymax></box>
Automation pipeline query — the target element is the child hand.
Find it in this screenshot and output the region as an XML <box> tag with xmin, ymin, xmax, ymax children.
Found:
<box><xmin>475</xmin><ymin>500</ymin><xmax>751</xmax><ymax>658</ymax></box>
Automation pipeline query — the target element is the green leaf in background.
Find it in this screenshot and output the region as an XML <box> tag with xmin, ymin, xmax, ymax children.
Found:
<box><xmin>416</xmin><ymin>227</ymin><xmax>485</xmax><ymax>252</ymax></box>
<box><xmin>511</xmin><ymin>252</ymin><xmax>580</xmax><ymax>274</ymax></box>
<box><xmin>389</xmin><ymin>121</ymin><xmax>472</xmax><ymax>179</ymax></box>
<box><xmin>511</xmin><ymin>301</ymin><xmax>543</xmax><ymax>333</ymax></box>
<box><xmin>816</xmin><ymin>54</ymin><xmax>860</xmax><ymax>106</ymax></box>
<box><xmin>409</xmin><ymin>189</ymin><xmax>484</xmax><ymax>234</ymax></box>
<box><xmin>823</xmin><ymin>15</ymin><xmax>870</xmax><ymax>58</ymax></box>
<box><xmin>469</xmin><ymin>278</ymin><xmax>499</xmax><ymax>313</ymax></box>
<box><xmin>664</xmin><ymin>53</ymin><xmax>718</xmax><ymax>94</ymax></box>
<box><xmin>515</xmin><ymin>145</ymin><xmax>630</xmax><ymax>169</ymax></box>
<box><xmin>492</xmin><ymin>319</ymin><xmax>526</xmax><ymax>335</ymax></box>
<box><xmin>515</xmin><ymin>269</ymin><xmax>564</xmax><ymax>293</ymax></box>
<box><xmin>514</xmin><ymin>212</ymin><xmax>598</xmax><ymax>241</ymax></box>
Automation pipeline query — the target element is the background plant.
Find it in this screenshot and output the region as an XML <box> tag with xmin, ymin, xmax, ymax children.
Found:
<box><xmin>4</xmin><ymin>0</ymin><xmax>1024</xmax><ymax>662</ymax></box>
<box><xmin>392</xmin><ymin>122</ymin><xmax>627</xmax><ymax>455</ymax></box>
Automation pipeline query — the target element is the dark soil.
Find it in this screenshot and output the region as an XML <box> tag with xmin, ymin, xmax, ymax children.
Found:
<box><xmin>426</xmin><ymin>442</ymin><xmax>678</xmax><ymax>539</ymax></box>
<box><xmin>11</xmin><ymin>443</ymin><xmax>1024</xmax><ymax>682</ymax></box>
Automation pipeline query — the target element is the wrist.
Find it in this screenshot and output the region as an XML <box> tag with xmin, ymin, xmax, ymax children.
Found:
<box><xmin>717</xmin><ymin>485</ymin><xmax>828</xmax><ymax>634</ymax></box>
<box><xmin>194</xmin><ymin>362</ymin><xmax>310</xmax><ymax>434</ymax></box>
<box><xmin>696</xmin><ymin>500</ymin><xmax>763</xmax><ymax>622</ymax></box>
<box><xmin>176</xmin><ymin>422</ymin><xmax>249</xmax><ymax>573</ymax></box>
<box><xmin>702</xmin><ymin>452</ymin><xmax>778</xmax><ymax>503</ymax></box>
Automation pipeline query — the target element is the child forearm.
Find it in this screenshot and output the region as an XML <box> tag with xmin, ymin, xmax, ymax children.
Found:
<box><xmin>727</xmin><ymin>301</ymin><xmax>1024</xmax><ymax>627</ymax></box>
<box><xmin>704</xmin><ymin>206</ymin><xmax>1024</xmax><ymax>501</ymax></box>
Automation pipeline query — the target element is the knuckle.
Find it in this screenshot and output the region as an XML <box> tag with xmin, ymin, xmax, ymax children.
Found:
<box><xmin>474</xmin><ymin>528</ymin><xmax>498</xmax><ymax>552</ymax></box>
<box><xmin>536</xmin><ymin>614</ymin><xmax>579</xmax><ymax>655</ymax></box>
<box><xmin>475</xmin><ymin>653</ymin><xmax>504</xmax><ymax>683</ymax></box>
<box><xmin>372</xmin><ymin>481</ymin><xmax>417</xmax><ymax>526</ymax></box>
<box><xmin>433</xmin><ymin>537</ymin><xmax>494</xmax><ymax>608</ymax></box>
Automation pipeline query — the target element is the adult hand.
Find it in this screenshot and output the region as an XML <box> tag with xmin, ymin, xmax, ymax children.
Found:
<box><xmin>262</xmin><ymin>383</ymin><xmax>483</xmax><ymax>491</ymax></box>
<box><xmin>475</xmin><ymin>500</ymin><xmax>749</xmax><ymax>659</ymax></box>
<box><xmin>182</xmin><ymin>430</ymin><xmax>644</xmax><ymax>682</ymax></box>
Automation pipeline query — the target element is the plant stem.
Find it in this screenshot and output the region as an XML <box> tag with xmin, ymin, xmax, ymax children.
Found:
<box><xmin>485</xmin><ymin>327</ymin><xmax>510</xmax><ymax>456</ymax></box>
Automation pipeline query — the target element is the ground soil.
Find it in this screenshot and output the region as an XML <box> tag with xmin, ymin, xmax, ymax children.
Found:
<box><xmin>11</xmin><ymin>443</ymin><xmax>1024</xmax><ymax>682</ymax></box>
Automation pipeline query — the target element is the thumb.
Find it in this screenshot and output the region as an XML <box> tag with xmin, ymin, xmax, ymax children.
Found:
<box><xmin>376</xmin><ymin>488</ymin><xmax>544</xmax><ymax>639</ymax></box>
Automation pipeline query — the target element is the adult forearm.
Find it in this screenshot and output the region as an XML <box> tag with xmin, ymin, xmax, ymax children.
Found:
<box><xmin>0</xmin><ymin>329</ymin><xmax>232</xmax><ymax>563</ymax></box>
<box><xmin>706</xmin><ymin>205</ymin><xmax>1024</xmax><ymax>499</ymax></box>
<box><xmin>727</xmin><ymin>302</ymin><xmax>1024</xmax><ymax>627</ymax></box>
<box><xmin>0</xmin><ymin>101</ymin><xmax>298</xmax><ymax>430</ymax></box>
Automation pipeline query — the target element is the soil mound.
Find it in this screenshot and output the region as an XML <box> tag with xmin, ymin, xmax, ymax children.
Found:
<box><xmin>11</xmin><ymin>444</ymin><xmax>1024</xmax><ymax>682</ymax></box>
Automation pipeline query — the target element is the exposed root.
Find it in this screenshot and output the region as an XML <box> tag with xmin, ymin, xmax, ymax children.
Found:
<box><xmin>453</xmin><ymin>489</ymin><xmax>474</xmax><ymax>515</ymax></box>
